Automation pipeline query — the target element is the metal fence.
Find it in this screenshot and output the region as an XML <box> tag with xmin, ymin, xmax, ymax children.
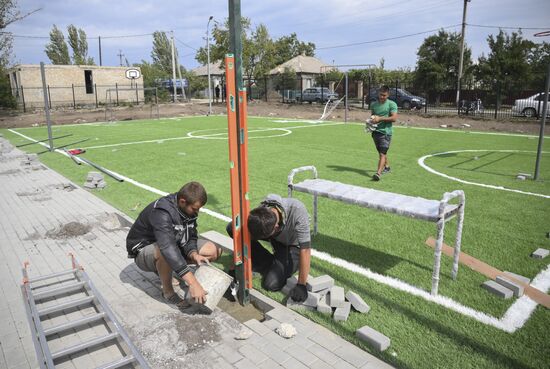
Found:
<box><xmin>11</xmin><ymin>83</ymin><xmax>147</xmax><ymax>112</ymax></box>
<box><xmin>245</xmin><ymin>74</ymin><xmax>549</xmax><ymax>120</ymax></box>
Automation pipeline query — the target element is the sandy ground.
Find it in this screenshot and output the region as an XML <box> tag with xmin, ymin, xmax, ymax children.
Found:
<box><xmin>1</xmin><ymin>99</ymin><xmax>548</xmax><ymax>135</ymax></box>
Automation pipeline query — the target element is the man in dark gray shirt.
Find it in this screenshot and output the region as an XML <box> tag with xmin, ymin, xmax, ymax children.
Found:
<box><xmin>226</xmin><ymin>194</ymin><xmax>312</xmax><ymax>302</ymax></box>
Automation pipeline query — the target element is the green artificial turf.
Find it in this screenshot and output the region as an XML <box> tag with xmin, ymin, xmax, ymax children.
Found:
<box><xmin>2</xmin><ymin>115</ymin><xmax>549</xmax><ymax>369</ymax></box>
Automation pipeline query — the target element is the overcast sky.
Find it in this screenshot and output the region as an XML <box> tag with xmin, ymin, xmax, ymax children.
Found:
<box><xmin>7</xmin><ymin>0</ymin><xmax>550</xmax><ymax>71</ymax></box>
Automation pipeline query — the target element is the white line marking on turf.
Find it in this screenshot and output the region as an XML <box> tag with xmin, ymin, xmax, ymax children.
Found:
<box><xmin>418</xmin><ymin>150</ymin><xmax>550</xmax><ymax>199</ymax></box>
<box><xmin>10</xmin><ymin>128</ymin><xmax>548</xmax><ymax>332</ymax></box>
<box><xmin>187</xmin><ymin>127</ymin><xmax>292</xmax><ymax>140</ymax></box>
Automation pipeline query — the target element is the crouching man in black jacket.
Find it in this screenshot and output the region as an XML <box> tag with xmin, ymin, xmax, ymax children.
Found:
<box><xmin>126</xmin><ymin>182</ymin><xmax>221</xmax><ymax>308</ymax></box>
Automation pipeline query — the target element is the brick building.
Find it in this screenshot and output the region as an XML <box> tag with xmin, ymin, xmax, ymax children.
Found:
<box><xmin>7</xmin><ymin>64</ymin><xmax>144</xmax><ymax>109</ymax></box>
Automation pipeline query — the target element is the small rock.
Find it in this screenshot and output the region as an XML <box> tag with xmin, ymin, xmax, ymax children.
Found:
<box><xmin>275</xmin><ymin>323</ymin><xmax>297</xmax><ymax>339</ymax></box>
<box><xmin>439</xmin><ymin>124</ymin><xmax>447</xmax><ymax>128</ymax></box>
<box><xmin>473</xmin><ymin>156</ymin><xmax>479</xmax><ymax>160</ymax></box>
<box><xmin>461</xmin><ymin>123</ymin><xmax>471</xmax><ymax>128</ymax></box>
<box><xmin>234</xmin><ymin>328</ymin><xmax>253</xmax><ymax>340</ymax></box>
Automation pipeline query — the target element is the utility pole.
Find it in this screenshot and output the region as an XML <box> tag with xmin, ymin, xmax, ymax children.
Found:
<box><xmin>117</xmin><ymin>50</ymin><xmax>124</xmax><ymax>67</ymax></box>
<box><xmin>98</xmin><ymin>36</ymin><xmax>102</xmax><ymax>66</ymax></box>
<box><xmin>170</xmin><ymin>30</ymin><xmax>177</xmax><ymax>103</ymax></box>
<box><xmin>175</xmin><ymin>55</ymin><xmax>187</xmax><ymax>101</ymax></box>
<box><xmin>455</xmin><ymin>0</ymin><xmax>470</xmax><ymax>107</ymax></box>
<box><xmin>207</xmin><ymin>15</ymin><xmax>214</xmax><ymax>115</ymax></box>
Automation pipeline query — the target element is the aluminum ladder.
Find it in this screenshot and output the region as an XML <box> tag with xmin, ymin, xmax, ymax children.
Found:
<box><xmin>21</xmin><ymin>253</ymin><xmax>150</xmax><ymax>369</ymax></box>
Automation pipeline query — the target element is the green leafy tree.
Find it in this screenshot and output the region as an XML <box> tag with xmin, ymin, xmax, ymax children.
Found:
<box><xmin>151</xmin><ymin>31</ymin><xmax>177</xmax><ymax>75</ymax></box>
<box><xmin>274</xmin><ymin>66</ymin><xmax>297</xmax><ymax>90</ymax></box>
<box><xmin>45</xmin><ymin>25</ymin><xmax>70</xmax><ymax>64</ymax></box>
<box><xmin>67</xmin><ymin>24</ymin><xmax>94</xmax><ymax>65</ymax></box>
<box><xmin>527</xmin><ymin>41</ymin><xmax>550</xmax><ymax>89</ymax></box>
<box><xmin>414</xmin><ymin>29</ymin><xmax>472</xmax><ymax>102</ymax></box>
<box><xmin>475</xmin><ymin>30</ymin><xmax>534</xmax><ymax>93</ymax></box>
<box><xmin>272</xmin><ymin>32</ymin><xmax>315</xmax><ymax>66</ymax></box>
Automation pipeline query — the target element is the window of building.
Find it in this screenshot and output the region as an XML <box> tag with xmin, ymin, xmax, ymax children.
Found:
<box><xmin>84</xmin><ymin>70</ymin><xmax>93</xmax><ymax>94</ymax></box>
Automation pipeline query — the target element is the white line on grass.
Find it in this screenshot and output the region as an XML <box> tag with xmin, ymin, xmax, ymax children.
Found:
<box><xmin>9</xmin><ymin>128</ymin><xmax>548</xmax><ymax>333</ymax></box>
<box><xmin>418</xmin><ymin>150</ymin><xmax>550</xmax><ymax>199</ymax></box>
<box><xmin>81</xmin><ymin>122</ymin><xmax>342</xmax><ymax>149</ymax></box>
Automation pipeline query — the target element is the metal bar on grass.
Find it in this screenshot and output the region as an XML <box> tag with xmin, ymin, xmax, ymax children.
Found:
<box><xmin>36</xmin><ymin>138</ymin><xmax>90</xmax><ymax>155</ymax></box>
<box><xmin>76</xmin><ymin>156</ymin><xmax>124</xmax><ymax>182</ymax></box>
<box><xmin>16</xmin><ymin>134</ymin><xmax>73</xmax><ymax>148</ymax></box>
<box><xmin>63</xmin><ymin>149</ymin><xmax>82</xmax><ymax>165</ymax></box>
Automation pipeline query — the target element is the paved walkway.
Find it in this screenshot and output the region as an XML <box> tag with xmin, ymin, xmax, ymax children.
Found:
<box><xmin>0</xmin><ymin>138</ymin><xmax>394</xmax><ymax>369</ymax></box>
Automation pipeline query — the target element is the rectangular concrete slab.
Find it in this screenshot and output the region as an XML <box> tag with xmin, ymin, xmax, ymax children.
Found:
<box><xmin>333</xmin><ymin>302</ymin><xmax>351</xmax><ymax>322</ymax></box>
<box><xmin>531</xmin><ymin>248</ymin><xmax>549</xmax><ymax>259</ymax></box>
<box><xmin>356</xmin><ymin>326</ymin><xmax>391</xmax><ymax>351</ymax></box>
<box><xmin>495</xmin><ymin>276</ymin><xmax>524</xmax><ymax>297</ymax></box>
<box><xmin>306</xmin><ymin>275</ymin><xmax>334</xmax><ymax>292</ymax></box>
<box><xmin>482</xmin><ymin>280</ymin><xmax>513</xmax><ymax>299</ymax></box>
<box><xmin>503</xmin><ymin>271</ymin><xmax>530</xmax><ymax>285</ymax></box>
<box><xmin>317</xmin><ymin>294</ymin><xmax>332</xmax><ymax>315</ymax></box>
<box><xmin>345</xmin><ymin>291</ymin><xmax>370</xmax><ymax>313</ymax></box>
<box><xmin>200</xmin><ymin>230</ymin><xmax>234</xmax><ymax>253</ymax></box>
<box><xmin>329</xmin><ymin>286</ymin><xmax>345</xmax><ymax>308</ymax></box>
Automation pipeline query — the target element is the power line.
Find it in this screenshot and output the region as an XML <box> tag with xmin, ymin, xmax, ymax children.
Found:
<box><xmin>1</xmin><ymin>31</ymin><xmax>155</xmax><ymax>40</ymax></box>
<box><xmin>468</xmin><ymin>24</ymin><xmax>550</xmax><ymax>31</ymax></box>
<box><xmin>316</xmin><ymin>24</ymin><xmax>461</xmax><ymax>50</ymax></box>
<box><xmin>174</xmin><ymin>37</ymin><xmax>198</xmax><ymax>51</ymax></box>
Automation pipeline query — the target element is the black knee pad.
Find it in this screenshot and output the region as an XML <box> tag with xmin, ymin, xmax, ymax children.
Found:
<box><xmin>225</xmin><ymin>222</ymin><xmax>233</xmax><ymax>238</ymax></box>
<box><xmin>261</xmin><ymin>261</ymin><xmax>286</xmax><ymax>291</ymax></box>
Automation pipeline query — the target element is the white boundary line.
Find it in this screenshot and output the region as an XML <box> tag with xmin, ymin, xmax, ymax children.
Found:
<box><xmin>9</xmin><ymin>128</ymin><xmax>548</xmax><ymax>333</ymax></box>
<box><xmin>418</xmin><ymin>150</ymin><xmax>550</xmax><ymax>199</ymax></box>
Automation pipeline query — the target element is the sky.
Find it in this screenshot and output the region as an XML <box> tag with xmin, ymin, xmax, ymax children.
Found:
<box><xmin>6</xmin><ymin>0</ymin><xmax>550</xmax><ymax>71</ymax></box>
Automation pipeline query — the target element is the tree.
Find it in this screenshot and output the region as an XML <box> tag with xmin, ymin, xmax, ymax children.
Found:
<box><xmin>151</xmin><ymin>31</ymin><xmax>176</xmax><ymax>75</ymax></box>
<box><xmin>475</xmin><ymin>30</ymin><xmax>534</xmax><ymax>92</ymax></box>
<box><xmin>45</xmin><ymin>25</ymin><xmax>70</xmax><ymax>65</ymax></box>
<box><xmin>528</xmin><ymin>41</ymin><xmax>550</xmax><ymax>89</ymax></box>
<box><xmin>67</xmin><ymin>24</ymin><xmax>93</xmax><ymax>65</ymax></box>
<box><xmin>414</xmin><ymin>29</ymin><xmax>472</xmax><ymax>102</ymax></box>
<box><xmin>272</xmin><ymin>33</ymin><xmax>315</xmax><ymax>66</ymax></box>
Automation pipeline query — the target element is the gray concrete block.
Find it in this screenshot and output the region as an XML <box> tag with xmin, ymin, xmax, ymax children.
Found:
<box><xmin>329</xmin><ymin>286</ymin><xmax>345</xmax><ymax>308</ymax></box>
<box><xmin>333</xmin><ymin>301</ymin><xmax>351</xmax><ymax>322</ymax></box>
<box><xmin>346</xmin><ymin>290</ymin><xmax>370</xmax><ymax>313</ymax></box>
<box><xmin>83</xmin><ymin>181</ymin><xmax>96</xmax><ymax>189</ymax></box>
<box><xmin>87</xmin><ymin>171</ymin><xmax>103</xmax><ymax>181</ymax></box>
<box><xmin>316</xmin><ymin>294</ymin><xmax>332</xmax><ymax>315</ymax></box>
<box><xmin>244</xmin><ymin>319</ymin><xmax>272</xmax><ymax>337</ymax></box>
<box><xmin>288</xmin><ymin>291</ymin><xmax>320</xmax><ymax>308</ymax></box>
<box><xmin>306</xmin><ymin>275</ymin><xmax>334</xmax><ymax>292</ymax></box>
<box><xmin>495</xmin><ymin>276</ymin><xmax>524</xmax><ymax>297</ymax></box>
<box><xmin>482</xmin><ymin>280</ymin><xmax>513</xmax><ymax>299</ymax></box>
<box><xmin>200</xmin><ymin>230</ymin><xmax>234</xmax><ymax>253</ymax></box>
<box><xmin>282</xmin><ymin>276</ymin><xmax>298</xmax><ymax>295</ymax></box>
<box><xmin>503</xmin><ymin>271</ymin><xmax>530</xmax><ymax>285</ymax></box>
<box><xmin>531</xmin><ymin>248</ymin><xmax>549</xmax><ymax>259</ymax></box>
<box><xmin>356</xmin><ymin>325</ymin><xmax>391</xmax><ymax>351</ymax></box>
<box><xmin>287</xmin><ymin>299</ymin><xmax>315</xmax><ymax>312</ymax></box>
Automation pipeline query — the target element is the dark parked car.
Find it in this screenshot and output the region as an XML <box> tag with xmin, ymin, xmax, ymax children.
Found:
<box><xmin>368</xmin><ymin>88</ymin><xmax>425</xmax><ymax>110</ymax></box>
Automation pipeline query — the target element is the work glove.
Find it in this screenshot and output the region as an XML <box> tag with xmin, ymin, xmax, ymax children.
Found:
<box><xmin>290</xmin><ymin>284</ymin><xmax>308</xmax><ymax>303</ymax></box>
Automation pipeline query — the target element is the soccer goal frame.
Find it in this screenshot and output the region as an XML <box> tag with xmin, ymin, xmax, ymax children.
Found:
<box><xmin>319</xmin><ymin>64</ymin><xmax>376</xmax><ymax>123</ymax></box>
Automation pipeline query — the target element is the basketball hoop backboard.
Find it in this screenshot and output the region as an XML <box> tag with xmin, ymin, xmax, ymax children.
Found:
<box><xmin>125</xmin><ymin>68</ymin><xmax>141</xmax><ymax>79</ymax></box>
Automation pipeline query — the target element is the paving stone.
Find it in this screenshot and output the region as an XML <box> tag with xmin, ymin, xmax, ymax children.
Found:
<box><xmin>199</xmin><ymin>230</ymin><xmax>234</xmax><ymax>253</ymax></box>
<box><xmin>503</xmin><ymin>271</ymin><xmax>530</xmax><ymax>285</ymax></box>
<box><xmin>307</xmin><ymin>343</ymin><xmax>341</xmax><ymax>366</ymax></box>
<box><xmin>346</xmin><ymin>290</ymin><xmax>370</xmax><ymax>313</ymax></box>
<box><xmin>281</xmin><ymin>357</ymin><xmax>309</xmax><ymax>369</ymax></box>
<box><xmin>258</xmin><ymin>357</ymin><xmax>284</xmax><ymax>369</ymax></box>
<box><xmin>495</xmin><ymin>276</ymin><xmax>524</xmax><ymax>297</ymax></box>
<box><xmin>245</xmin><ymin>318</ymin><xmax>272</xmax><ymax>336</ymax></box>
<box><xmin>531</xmin><ymin>248</ymin><xmax>549</xmax><ymax>259</ymax></box>
<box><xmin>306</xmin><ymin>275</ymin><xmax>334</xmax><ymax>292</ymax></box>
<box><xmin>334</xmin><ymin>301</ymin><xmax>351</xmax><ymax>322</ymax></box>
<box><xmin>334</xmin><ymin>342</ymin><xmax>372</xmax><ymax>367</ymax></box>
<box><xmin>235</xmin><ymin>357</ymin><xmax>259</xmax><ymax>369</ymax></box>
<box><xmin>238</xmin><ymin>343</ymin><xmax>269</xmax><ymax>365</ymax></box>
<box><xmin>317</xmin><ymin>294</ymin><xmax>333</xmax><ymax>315</ymax></box>
<box><xmin>329</xmin><ymin>286</ymin><xmax>346</xmax><ymax>308</ymax></box>
<box><xmin>287</xmin><ymin>298</ymin><xmax>316</xmax><ymax>312</ymax></box>
<box><xmin>356</xmin><ymin>326</ymin><xmax>391</xmax><ymax>351</ymax></box>
<box><xmin>482</xmin><ymin>280</ymin><xmax>513</xmax><ymax>299</ymax></box>
<box><xmin>259</xmin><ymin>340</ymin><xmax>292</xmax><ymax>364</ymax></box>
<box><xmin>214</xmin><ymin>343</ymin><xmax>245</xmax><ymax>364</ymax></box>
<box><xmin>262</xmin><ymin>318</ymin><xmax>281</xmax><ymax>331</ymax></box>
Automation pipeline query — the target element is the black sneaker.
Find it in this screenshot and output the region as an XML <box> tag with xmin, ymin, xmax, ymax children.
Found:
<box><xmin>382</xmin><ymin>166</ymin><xmax>391</xmax><ymax>174</ymax></box>
<box><xmin>372</xmin><ymin>173</ymin><xmax>381</xmax><ymax>181</ymax></box>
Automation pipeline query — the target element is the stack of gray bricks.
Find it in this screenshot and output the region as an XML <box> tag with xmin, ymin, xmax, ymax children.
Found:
<box><xmin>482</xmin><ymin>271</ymin><xmax>531</xmax><ymax>299</ymax></box>
<box><xmin>285</xmin><ymin>274</ymin><xmax>371</xmax><ymax>323</ymax></box>
<box><xmin>84</xmin><ymin>171</ymin><xmax>107</xmax><ymax>189</ymax></box>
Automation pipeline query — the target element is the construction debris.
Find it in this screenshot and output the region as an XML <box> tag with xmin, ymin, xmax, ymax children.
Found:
<box><xmin>84</xmin><ymin>171</ymin><xmax>107</xmax><ymax>189</ymax></box>
<box><xmin>275</xmin><ymin>323</ymin><xmax>297</xmax><ymax>339</ymax></box>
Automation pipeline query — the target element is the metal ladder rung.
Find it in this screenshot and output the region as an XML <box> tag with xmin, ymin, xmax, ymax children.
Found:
<box><xmin>38</xmin><ymin>296</ymin><xmax>94</xmax><ymax>316</ymax></box>
<box><xmin>51</xmin><ymin>332</ymin><xmax>119</xmax><ymax>361</ymax></box>
<box><xmin>44</xmin><ymin>312</ymin><xmax>106</xmax><ymax>336</ymax></box>
<box><xmin>95</xmin><ymin>355</ymin><xmax>136</xmax><ymax>369</ymax></box>
<box><xmin>33</xmin><ymin>281</ymin><xmax>86</xmax><ymax>300</ymax></box>
<box><xmin>27</xmin><ymin>269</ymin><xmax>78</xmax><ymax>284</ymax></box>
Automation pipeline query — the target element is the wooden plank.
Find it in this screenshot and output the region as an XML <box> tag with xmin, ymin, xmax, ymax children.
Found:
<box><xmin>426</xmin><ymin>237</ymin><xmax>550</xmax><ymax>309</ymax></box>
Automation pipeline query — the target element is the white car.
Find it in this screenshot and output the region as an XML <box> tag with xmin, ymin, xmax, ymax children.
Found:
<box><xmin>512</xmin><ymin>93</ymin><xmax>550</xmax><ymax>118</ymax></box>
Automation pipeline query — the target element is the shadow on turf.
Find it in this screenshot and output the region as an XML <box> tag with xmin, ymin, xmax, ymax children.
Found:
<box><xmin>313</xmin><ymin>233</ymin><xmax>433</xmax><ymax>275</ymax></box>
<box><xmin>313</xmin><ymin>261</ymin><xmax>534</xmax><ymax>369</ymax></box>
<box><xmin>326</xmin><ymin>164</ymin><xmax>375</xmax><ymax>178</ymax></box>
